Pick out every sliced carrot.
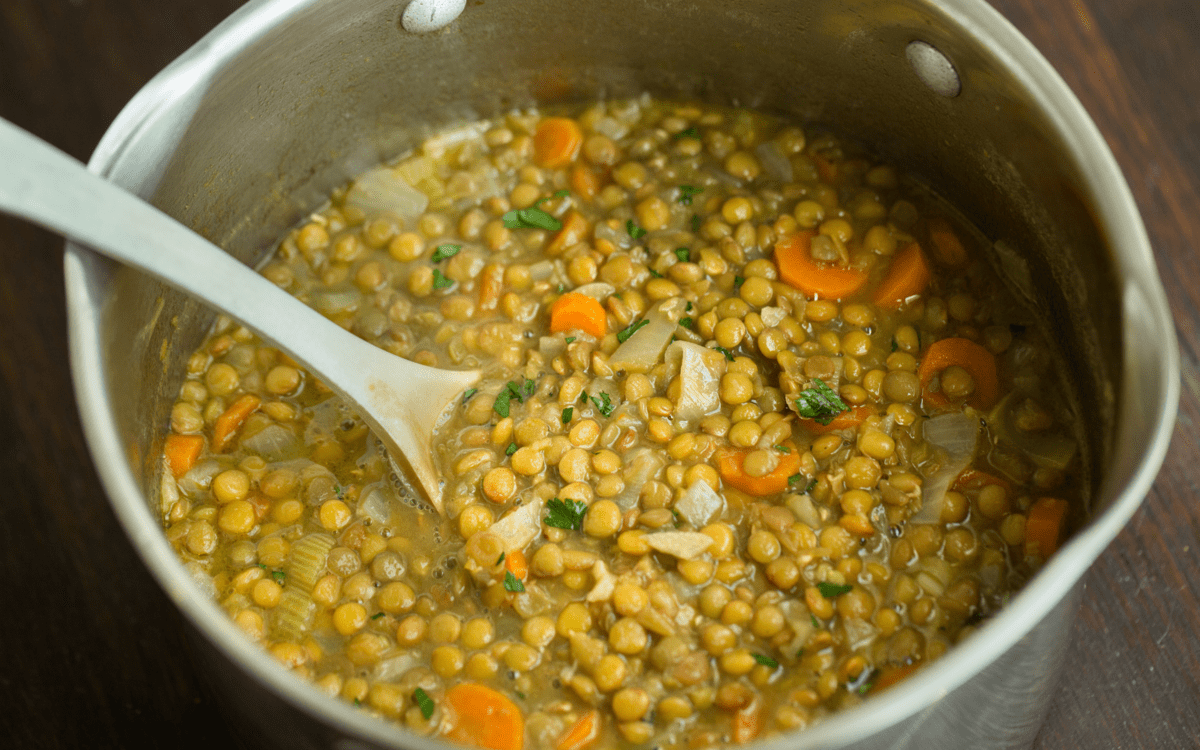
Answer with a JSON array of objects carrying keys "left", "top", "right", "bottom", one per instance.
[
  {"left": 1025, "top": 497, "right": 1070, "bottom": 558},
  {"left": 212, "top": 394, "right": 261, "bottom": 452},
  {"left": 811, "top": 154, "right": 838, "bottom": 184},
  {"left": 717, "top": 440, "right": 801, "bottom": 497},
  {"left": 731, "top": 698, "right": 764, "bottom": 744},
  {"left": 164, "top": 434, "right": 204, "bottom": 478},
  {"left": 774, "top": 231, "right": 868, "bottom": 300},
  {"left": 443, "top": 683, "right": 524, "bottom": 750},
  {"left": 917, "top": 337, "right": 1000, "bottom": 411},
  {"left": 927, "top": 217, "right": 968, "bottom": 267},
  {"left": 870, "top": 662, "right": 922, "bottom": 693},
  {"left": 800, "top": 405, "right": 873, "bottom": 435},
  {"left": 546, "top": 210, "right": 589, "bottom": 257},
  {"left": 555, "top": 710, "right": 600, "bottom": 750},
  {"left": 549, "top": 292, "right": 607, "bottom": 339},
  {"left": 873, "top": 242, "right": 931, "bottom": 308},
  {"left": 504, "top": 549, "right": 529, "bottom": 581},
  {"left": 533, "top": 117, "right": 583, "bottom": 169},
  {"left": 569, "top": 163, "right": 603, "bottom": 202},
  {"left": 953, "top": 468, "right": 1013, "bottom": 495}
]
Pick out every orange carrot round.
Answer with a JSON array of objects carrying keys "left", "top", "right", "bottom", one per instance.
[
  {"left": 799, "top": 405, "right": 873, "bottom": 435},
  {"left": 443, "top": 683, "right": 524, "bottom": 750},
  {"left": 556, "top": 710, "right": 600, "bottom": 750},
  {"left": 717, "top": 440, "right": 801, "bottom": 497},
  {"left": 731, "top": 698, "right": 764, "bottom": 744},
  {"left": 927, "top": 217, "right": 968, "bottom": 267},
  {"left": 870, "top": 662, "right": 922, "bottom": 693},
  {"left": 873, "top": 242, "right": 931, "bottom": 308},
  {"left": 569, "top": 163, "right": 603, "bottom": 202},
  {"left": 546, "top": 210, "right": 589, "bottom": 257},
  {"left": 164, "top": 434, "right": 204, "bottom": 478},
  {"left": 917, "top": 337, "right": 1000, "bottom": 410},
  {"left": 533, "top": 117, "right": 583, "bottom": 168},
  {"left": 504, "top": 549, "right": 529, "bottom": 581},
  {"left": 1025, "top": 497, "right": 1069, "bottom": 558},
  {"left": 774, "top": 231, "right": 868, "bottom": 300},
  {"left": 953, "top": 468, "right": 1013, "bottom": 495},
  {"left": 549, "top": 292, "right": 607, "bottom": 339}
]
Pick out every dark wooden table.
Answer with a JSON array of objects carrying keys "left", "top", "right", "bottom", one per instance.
[{"left": 2, "top": 1, "right": 1197, "bottom": 747}]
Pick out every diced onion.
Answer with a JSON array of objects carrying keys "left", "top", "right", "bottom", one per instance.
[
  {"left": 344, "top": 164, "right": 429, "bottom": 222},
  {"left": 239, "top": 424, "right": 301, "bottom": 461},
  {"left": 613, "top": 448, "right": 666, "bottom": 510},
  {"left": 755, "top": 140, "right": 794, "bottom": 183},
  {"left": 609, "top": 299, "right": 690, "bottom": 374},
  {"left": 911, "top": 412, "right": 980, "bottom": 523},
  {"left": 665, "top": 341, "right": 726, "bottom": 429},
  {"left": 675, "top": 479, "right": 725, "bottom": 528}
]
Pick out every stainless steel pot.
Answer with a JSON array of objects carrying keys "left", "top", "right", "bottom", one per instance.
[{"left": 65, "top": 1, "right": 1178, "bottom": 748}]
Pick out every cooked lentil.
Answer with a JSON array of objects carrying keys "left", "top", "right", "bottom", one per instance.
[{"left": 160, "top": 96, "right": 1083, "bottom": 749}]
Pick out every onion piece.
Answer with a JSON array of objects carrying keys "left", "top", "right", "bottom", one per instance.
[
  {"left": 571, "top": 282, "right": 616, "bottom": 300},
  {"left": 487, "top": 499, "right": 544, "bottom": 554},
  {"left": 912, "top": 412, "right": 980, "bottom": 523},
  {"left": 613, "top": 448, "right": 666, "bottom": 510},
  {"left": 343, "top": 164, "right": 429, "bottom": 222},
  {"left": 665, "top": 341, "right": 727, "bottom": 429},
  {"left": 675, "top": 479, "right": 725, "bottom": 528},
  {"left": 239, "top": 423, "right": 301, "bottom": 461},
  {"left": 357, "top": 484, "right": 396, "bottom": 526},
  {"left": 608, "top": 300, "right": 686, "bottom": 373},
  {"left": 755, "top": 140, "right": 794, "bottom": 183},
  {"left": 177, "top": 459, "right": 225, "bottom": 498}
]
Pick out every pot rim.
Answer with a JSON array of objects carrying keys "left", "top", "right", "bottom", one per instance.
[{"left": 64, "top": 0, "right": 1179, "bottom": 747}]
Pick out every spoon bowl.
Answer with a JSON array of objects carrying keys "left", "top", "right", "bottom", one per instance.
[{"left": 0, "top": 117, "right": 478, "bottom": 511}]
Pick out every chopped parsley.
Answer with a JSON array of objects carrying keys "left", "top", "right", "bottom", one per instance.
[
  {"left": 505, "top": 442, "right": 517, "bottom": 456},
  {"left": 649, "top": 269, "right": 663, "bottom": 278},
  {"left": 495, "top": 378, "right": 536, "bottom": 418},
  {"left": 579, "top": 390, "right": 588, "bottom": 404},
  {"left": 679, "top": 317, "right": 693, "bottom": 329},
  {"left": 557, "top": 283, "right": 566, "bottom": 293},
  {"left": 675, "top": 126, "right": 699, "bottom": 139},
  {"left": 431, "top": 243, "right": 461, "bottom": 262},
  {"left": 714, "top": 346, "right": 735, "bottom": 361},
  {"left": 502, "top": 206, "right": 562, "bottom": 231},
  {"left": 590, "top": 391, "right": 615, "bottom": 417},
  {"left": 617, "top": 319, "right": 649, "bottom": 343},
  {"left": 672, "top": 509, "right": 682, "bottom": 528},
  {"left": 787, "top": 473, "right": 803, "bottom": 485},
  {"left": 493, "top": 390, "right": 513, "bottom": 418},
  {"left": 370, "top": 612, "right": 385, "bottom": 620},
  {"left": 431, "top": 268, "right": 454, "bottom": 290},
  {"left": 794, "top": 378, "right": 848, "bottom": 425},
  {"left": 626, "top": 219, "right": 647, "bottom": 239},
  {"left": 817, "top": 581, "right": 853, "bottom": 598},
  {"left": 678, "top": 185, "right": 704, "bottom": 205},
  {"left": 503, "top": 570, "right": 525, "bottom": 592},
  {"left": 544, "top": 498, "right": 589, "bottom": 531},
  {"left": 674, "top": 247, "right": 690, "bottom": 262},
  {"left": 810, "top": 613, "right": 821, "bottom": 629},
  {"left": 690, "top": 213, "right": 701, "bottom": 232},
  {"left": 806, "top": 477, "right": 818, "bottom": 494},
  {"left": 270, "top": 570, "right": 286, "bottom": 584},
  {"left": 462, "top": 388, "right": 478, "bottom": 403},
  {"left": 413, "top": 687, "right": 435, "bottom": 719},
  {"left": 561, "top": 407, "right": 574, "bottom": 425},
  {"left": 515, "top": 691, "right": 527, "bottom": 700},
  {"left": 753, "top": 654, "right": 779, "bottom": 669},
  {"left": 774, "top": 444, "right": 791, "bottom": 454},
  {"left": 848, "top": 667, "right": 877, "bottom": 696},
  {"left": 496, "top": 551, "right": 506, "bottom": 565},
  {"left": 353, "top": 698, "right": 361, "bottom": 707},
  {"left": 565, "top": 336, "right": 576, "bottom": 344},
  {"left": 734, "top": 276, "right": 746, "bottom": 289},
  {"left": 891, "top": 337, "right": 899, "bottom": 352}
]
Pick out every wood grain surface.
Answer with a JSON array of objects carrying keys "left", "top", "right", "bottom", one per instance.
[{"left": 1, "top": 1, "right": 1197, "bottom": 747}]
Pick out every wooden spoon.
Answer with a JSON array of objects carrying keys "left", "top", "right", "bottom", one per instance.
[{"left": 0, "top": 118, "right": 479, "bottom": 512}]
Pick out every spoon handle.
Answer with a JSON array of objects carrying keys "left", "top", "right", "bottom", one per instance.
[{"left": 0, "top": 117, "right": 477, "bottom": 507}]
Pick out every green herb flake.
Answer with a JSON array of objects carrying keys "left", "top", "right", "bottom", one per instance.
[
  {"left": 794, "top": 378, "right": 849, "bottom": 425},
  {"left": 617, "top": 319, "right": 650, "bottom": 343},
  {"left": 753, "top": 654, "right": 779, "bottom": 669},
  {"left": 553, "top": 188, "right": 571, "bottom": 198},
  {"left": 545, "top": 498, "right": 589, "bottom": 531},
  {"left": 579, "top": 390, "right": 589, "bottom": 404},
  {"left": 413, "top": 687, "right": 435, "bottom": 720},
  {"left": 431, "top": 243, "right": 461, "bottom": 262},
  {"left": 502, "top": 207, "right": 563, "bottom": 231},
  {"left": 506, "top": 442, "right": 518, "bottom": 457},
  {"left": 649, "top": 269, "right": 663, "bottom": 278},
  {"left": 462, "top": 388, "right": 478, "bottom": 403},
  {"left": 679, "top": 317, "right": 693, "bottom": 329},
  {"left": 805, "top": 477, "right": 818, "bottom": 494},
  {"left": 516, "top": 691, "right": 527, "bottom": 700},
  {"left": 714, "top": 346, "right": 735, "bottom": 362},
  {"left": 565, "top": 336, "right": 576, "bottom": 344},
  {"left": 590, "top": 391, "right": 616, "bottom": 417},
  {"left": 557, "top": 283, "right": 566, "bottom": 294},
  {"left": 674, "top": 247, "right": 691, "bottom": 263},
  {"left": 432, "top": 268, "right": 454, "bottom": 290},
  {"left": 522, "top": 378, "right": 536, "bottom": 399},
  {"left": 493, "top": 389, "right": 512, "bottom": 418},
  {"left": 891, "top": 337, "right": 899, "bottom": 352},
  {"left": 675, "top": 126, "right": 700, "bottom": 139},
  {"left": 672, "top": 509, "right": 682, "bottom": 528},
  {"left": 691, "top": 214, "right": 701, "bottom": 232},
  {"left": 496, "top": 551, "right": 506, "bottom": 565},
  {"left": 787, "top": 473, "right": 803, "bottom": 485},
  {"left": 371, "top": 612, "right": 385, "bottom": 620},
  {"left": 858, "top": 682, "right": 874, "bottom": 695},
  {"left": 353, "top": 698, "right": 361, "bottom": 707},
  {"left": 810, "top": 613, "right": 821, "bottom": 629},
  {"left": 503, "top": 570, "right": 525, "bottom": 592},
  {"left": 817, "top": 581, "right": 853, "bottom": 599},
  {"left": 733, "top": 275, "right": 745, "bottom": 288},
  {"left": 774, "top": 444, "right": 791, "bottom": 454},
  {"left": 626, "top": 219, "right": 647, "bottom": 239},
  {"left": 334, "top": 484, "right": 345, "bottom": 500},
  {"left": 678, "top": 185, "right": 704, "bottom": 205},
  {"left": 561, "top": 407, "right": 574, "bottom": 425},
  {"left": 271, "top": 570, "right": 286, "bottom": 584}
]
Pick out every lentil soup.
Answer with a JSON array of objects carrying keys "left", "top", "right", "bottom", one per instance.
[{"left": 159, "top": 97, "right": 1083, "bottom": 749}]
